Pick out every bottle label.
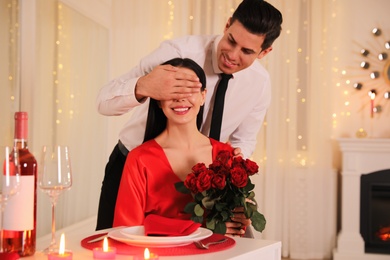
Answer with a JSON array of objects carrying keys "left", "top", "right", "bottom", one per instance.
[{"left": 3, "top": 175, "right": 34, "bottom": 230}]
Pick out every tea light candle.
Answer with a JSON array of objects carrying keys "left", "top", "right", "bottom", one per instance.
[
  {"left": 136, "top": 248, "right": 159, "bottom": 260},
  {"left": 93, "top": 237, "right": 116, "bottom": 259},
  {"left": 133, "top": 248, "right": 159, "bottom": 260},
  {"left": 48, "top": 233, "right": 73, "bottom": 260}
]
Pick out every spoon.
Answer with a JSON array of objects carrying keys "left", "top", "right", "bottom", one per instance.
[{"left": 194, "top": 238, "right": 228, "bottom": 249}]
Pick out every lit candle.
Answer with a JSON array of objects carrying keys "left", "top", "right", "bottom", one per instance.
[
  {"left": 143, "top": 248, "right": 159, "bottom": 260},
  {"left": 134, "top": 248, "right": 159, "bottom": 260},
  {"left": 369, "top": 90, "right": 376, "bottom": 118},
  {"left": 48, "top": 233, "right": 73, "bottom": 260},
  {"left": 92, "top": 237, "right": 116, "bottom": 259}
]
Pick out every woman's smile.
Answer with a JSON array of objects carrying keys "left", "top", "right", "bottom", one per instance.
[{"left": 172, "top": 106, "right": 191, "bottom": 114}]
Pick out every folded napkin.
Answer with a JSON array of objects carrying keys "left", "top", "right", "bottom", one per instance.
[
  {"left": 144, "top": 214, "right": 201, "bottom": 236},
  {"left": 0, "top": 252, "right": 19, "bottom": 260}
]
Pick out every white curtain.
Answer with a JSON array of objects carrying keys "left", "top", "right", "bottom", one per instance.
[
  {"left": 257, "top": 1, "right": 338, "bottom": 258},
  {"left": 5, "top": 0, "right": 390, "bottom": 258},
  {"left": 0, "top": 0, "right": 20, "bottom": 144},
  {"left": 33, "top": 0, "right": 109, "bottom": 236}
]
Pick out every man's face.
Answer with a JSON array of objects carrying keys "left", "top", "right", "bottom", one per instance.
[{"left": 217, "top": 19, "right": 272, "bottom": 74}]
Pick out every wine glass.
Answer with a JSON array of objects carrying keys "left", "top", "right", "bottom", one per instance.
[
  {"left": 38, "top": 145, "right": 72, "bottom": 253},
  {"left": 0, "top": 146, "right": 21, "bottom": 253}
]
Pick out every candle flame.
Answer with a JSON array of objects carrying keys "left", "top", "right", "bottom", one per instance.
[
  {"left": 103, "top": 237, "right": 109, "bottom": 252},
  {"left": 144, "top": 248, "right": 150, "bottom": 259},
  {"left": 59, "top": 233, "right": 65, "bottom": 255},
  {"left": 368, "top": 90, "right": 376, "bottom": 100}
]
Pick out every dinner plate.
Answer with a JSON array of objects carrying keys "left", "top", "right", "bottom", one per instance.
[
  {"left": 119, "top": 226, "right": 201, "bottom": 241},
  {"left": 108, "top": 227, "right": 212, "bottom": 248}
]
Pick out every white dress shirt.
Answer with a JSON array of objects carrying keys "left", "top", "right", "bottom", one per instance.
[{"left": 96, "top": 35, "right": 271, "bottom": 158}]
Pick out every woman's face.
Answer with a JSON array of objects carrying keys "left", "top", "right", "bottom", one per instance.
[{"left": 159, "top": 68, "right": 206, "bottom": 126}]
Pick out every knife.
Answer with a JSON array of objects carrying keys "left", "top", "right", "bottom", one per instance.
[
  {"left": 86, "top": 226, "right": 125, "bottom": 243},
  {"left": 87, "top": 234, "right": 108, "bottom": 243}
]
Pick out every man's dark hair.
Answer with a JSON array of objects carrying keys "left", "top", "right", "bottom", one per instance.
[
  {"left": 143, "top": 58, "right": 207, "bottom": 143},
  {"left": 231, "top": 0, "right": 283, "bottom": 50}
]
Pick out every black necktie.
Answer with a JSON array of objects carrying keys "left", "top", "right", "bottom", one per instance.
[{"left": 209, "top": 73, "right": 232, "bottom": 141}]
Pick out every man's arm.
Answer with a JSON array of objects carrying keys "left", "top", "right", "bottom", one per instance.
[{"left": 96, "top": 40, "right": 201, "bottom": 116}]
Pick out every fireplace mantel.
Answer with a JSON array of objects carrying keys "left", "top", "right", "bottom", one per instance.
[{"left": 333, "top": 138, "right": 390, "bottom": 260}]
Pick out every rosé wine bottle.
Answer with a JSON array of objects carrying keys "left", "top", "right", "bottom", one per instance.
[{"left": 3, "top": 112, "right": 37, "bottom": 256}]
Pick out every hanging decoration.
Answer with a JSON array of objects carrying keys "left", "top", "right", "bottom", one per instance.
[{"left": 352, "top": 28, "right": 390, "bottom": 118}]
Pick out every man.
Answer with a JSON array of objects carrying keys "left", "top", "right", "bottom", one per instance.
[{"left": 96, "top": 0, "right": 282, "bottom": 230}]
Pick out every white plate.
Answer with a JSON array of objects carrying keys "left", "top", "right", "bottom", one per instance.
[
  {"left": 108, "top": 227, "right": 212, "bottom": 248},
  {"left": 119, "top": 226, "right": 201, "bottom": 241}
]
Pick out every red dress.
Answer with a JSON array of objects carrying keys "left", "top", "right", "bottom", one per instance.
[{"left": 113, "top": 138, "right": 233, "bottom": 227}]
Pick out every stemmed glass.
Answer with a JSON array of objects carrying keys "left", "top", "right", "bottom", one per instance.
[
  {"left": 38, "top": 145, "right": 72, "bottom": 253},
  {"left": 0, "top": 146, "right": 21, "bottom": 253}
]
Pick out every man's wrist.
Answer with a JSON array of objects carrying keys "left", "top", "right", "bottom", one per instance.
[{"left": 134, "top": 77, "right": 147, "bottom": 102}]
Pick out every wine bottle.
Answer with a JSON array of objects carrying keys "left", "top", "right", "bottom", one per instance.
[{"left": 3, "top": 112, "right": 37, "bottom": 256}]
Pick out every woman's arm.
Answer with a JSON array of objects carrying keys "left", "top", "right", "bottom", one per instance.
[{"left": 113, "top": 154, "right": 147, "bottom": 227}]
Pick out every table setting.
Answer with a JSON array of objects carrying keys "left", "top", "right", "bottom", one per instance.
[
  {"left": 81, "top": 215, "right": 236, "bottom": 258},
  {"left": 14, "top": 146, "right": 280, "bottom": 260},
  {"left": 24, "top": 216, "right": 281, "bottom": 260}
]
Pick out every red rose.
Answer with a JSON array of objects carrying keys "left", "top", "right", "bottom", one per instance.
[
  {"left": 232, "top": 156, "right": 244, "bottom": 166},
  {"left": 209, "top": 160, "right": 222, "bottom": 171},
  {"left": 244, "top": 159, "right": 259, "bottom": 175},
  {"left": 212, "top": 173, "right": 226, "bottom": 190},
  {"left": 192, "top": 163, "right": 207, "bottom": 176},
  {"left": 196, "top": 169, "right": 214, "bottom": 192},
  {"left": 216, "top": 150, "right": 232, "bottom": 165},
  {"left": 216, "top": 166, "right": 230, "bottom": 178},
  {"left": 210, "top": 160, "right": 231, "bottom": 177},
  {"left": 230, "top": 166, "right": 248, "bottom": 188},
  {"left": 184, "top": 173, "right": 198, "bottom": 193}
]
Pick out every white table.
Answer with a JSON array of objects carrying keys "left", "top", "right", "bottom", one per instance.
[{"left": 26, "top": 217, "right": 281, "bottom": 260}]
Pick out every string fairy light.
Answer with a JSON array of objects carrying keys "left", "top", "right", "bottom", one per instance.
[
  {"left": 53, "top": 3, "right": 61, "bottom": 130},
  {"left": 7, "top": 0, "right": 19, "bottom": 106}
]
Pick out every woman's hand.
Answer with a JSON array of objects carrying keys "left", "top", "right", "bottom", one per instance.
[{"left": 225, "top": 207, "right": 251, "bottom": 236}]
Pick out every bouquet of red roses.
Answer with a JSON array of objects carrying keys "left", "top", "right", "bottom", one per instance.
[{"left": 175, "top": 150, "right": 266, "bottom": 234}]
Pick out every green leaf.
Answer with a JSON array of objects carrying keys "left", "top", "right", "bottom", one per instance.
[
  {"left": 233, "top": 196, "right": 242, "bottom": 206},
  {"left": 192, "top": 215, "right": 203, "bottom": 224},
  {"left": 221, "top": 211, "right": 230, "bottom": 221},
  {"left": 244, "top": 178, "right": 255, "bottom": 192},
  {"left": 215, "top": 202, "right": 227, "bottom": 211},
  {"left": 206, "top": 218, "right": 216, "bottom": 230},
  {"left": 247, "top": 191, "right": 255, "bottom": 200},
  {"left": 175, "top": 181, "right": 191, "bottom": 194},
  {"left": 251, "top": 211, "right": 266, "bottom": 232},
  {"left": 202, "top": 197, "right": 216, "bottom": 210},
  {"left": 194, "top": 193, "right": 204, "bottom": 202},
  {"left": 245, "top": 205, "right": 254, "bottom": 218},
  {"left": 214, "top": 221, "right": 227, "bottom": 234},
  {"left": 184, "top": 202, "right": 197, "bottom": 214},
  {"left": 194, "top": 204, "right": 205, "bottom": 217}
]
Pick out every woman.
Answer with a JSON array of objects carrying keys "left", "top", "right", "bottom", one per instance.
[{"left": 113, "top": 58, "right": 249, "bottom": 236}]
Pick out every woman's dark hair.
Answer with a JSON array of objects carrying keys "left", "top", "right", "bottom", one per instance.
[
  {"left": 143, "top": 58, "right": 206, "bottom": 143},
  {"left": 231, "top": 0, "right": 283, "bottom": 50}
]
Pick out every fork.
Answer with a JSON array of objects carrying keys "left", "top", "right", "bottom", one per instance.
[{"left": 194, "top": 238, "right": 228, "bottom": 249}]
